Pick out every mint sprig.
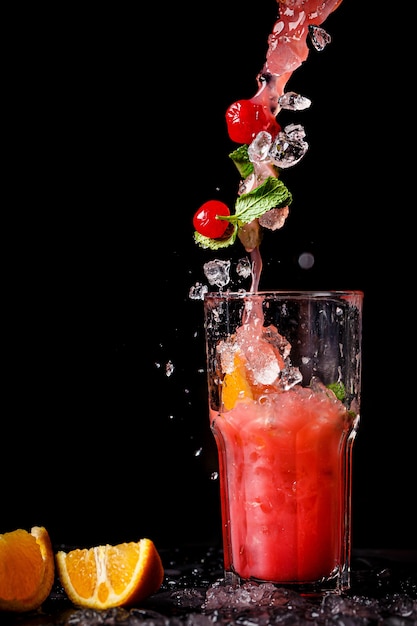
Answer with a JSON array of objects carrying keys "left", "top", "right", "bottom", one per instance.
[
  {"left": 233, "top": 177, "right": 292, "bottom": 224},
  {"left": 194, "top": 176, "right": 292, "bottom": 250}
]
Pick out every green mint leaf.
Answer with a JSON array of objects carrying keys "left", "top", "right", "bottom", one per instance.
[
  {"left": 327, "top": 381, "right": 346, "bottom": 401},
  {"left": 229, "top": 145, "right": 254, "bottom": 179},
  {"left": 194, "top": 225, "right": 238, "bottom": 250},
  {"left": 233, "top": 177, "right": 292, "bottom": 225}
]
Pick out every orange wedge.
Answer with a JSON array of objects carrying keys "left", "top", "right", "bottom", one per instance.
[
  {"left": 222, "top": 352, "right": 254, "bottom": 410},
  {"left": 55, "top": 538, "right": 164, "bottom": 609},
  {"left": 0, "top": 526, "right": 55, "bottom": 613}
]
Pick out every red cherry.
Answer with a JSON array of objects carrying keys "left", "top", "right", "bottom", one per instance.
[
  {"left": 193, "top": 200, "right": 231, "bottom": 238},
  {"left": 225, "top": 99, "right": 281, "bottom": 144}
]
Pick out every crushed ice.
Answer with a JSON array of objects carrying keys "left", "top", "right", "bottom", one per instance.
[
  {"left": 247, "top": 125, "right": 309, "bottom": 170},
  {"left": 236, "top": 257, "right": 252, "bottom": 278},
  {"left": 259, "top": 206, "right": 289, "bottom": 230},
  {"left": 217, "top": 320, "right": 303, "bottom": 391},
  {"left": 308, "top": 24, "right": 332, "bottom": 51},
  {"left": 200, "top": 581, "right": 417, "bottom": 624},
  {"left": 189, "top": 282, "right": 209, "bottom": 300},
  {"left": 203, "top": 260, "right": 231, "bottom": 288},
  {"left": 278, "top": 91, "right": 311, "bottom": 111},
  {"left": 189, "top": 258, "right": 253, "bottom": 298},
  {"left": 269, "top": 123, "right": 309, "bottom": 168},
  {"left": 203, "top": 581, "right": 305, "bottom": 611}
]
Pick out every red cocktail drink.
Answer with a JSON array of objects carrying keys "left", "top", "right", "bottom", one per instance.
[{"left": 204, "top": 292, "right": 362, "bottom": 594}]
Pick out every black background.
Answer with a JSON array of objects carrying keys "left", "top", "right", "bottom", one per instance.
[{"left": 3, "top": 1, "right": 414, "bottom": 553}]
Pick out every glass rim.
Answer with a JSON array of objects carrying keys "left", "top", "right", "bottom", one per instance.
[{"left": 204, "top": 289, "right": 364, "bottom": 299}]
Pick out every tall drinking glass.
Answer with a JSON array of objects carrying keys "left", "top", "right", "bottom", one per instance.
[{"left": 204, "top": 290, "right": 363, "bottom": 595}]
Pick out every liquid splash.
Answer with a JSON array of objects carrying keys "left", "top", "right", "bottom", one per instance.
[{"left": 245, "top": 0, "right": 343, "bottom": 290}]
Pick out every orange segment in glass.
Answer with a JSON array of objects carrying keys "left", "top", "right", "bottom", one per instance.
[{"left": 222, "top": 353, "right": 253, "bottom": 410}]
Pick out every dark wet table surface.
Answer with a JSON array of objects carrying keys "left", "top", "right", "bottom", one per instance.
[{"left": 1, "top": 546, "right": 416, "bottom": 625}]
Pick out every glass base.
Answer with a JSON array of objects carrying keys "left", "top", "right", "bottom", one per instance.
[{"left": 223, "top": 567, "right": 351, "bottom": 596}]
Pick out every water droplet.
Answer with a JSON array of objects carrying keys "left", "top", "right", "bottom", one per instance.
[{"left": 298, "top": 251, "right": 315, "bottom": 269}]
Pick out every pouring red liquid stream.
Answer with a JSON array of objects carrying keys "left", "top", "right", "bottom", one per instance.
[
  {"left": 243, "top": 0, "right": 344, "bottom": 292},
  {"left": 194, "top": 0, "right": 344, "bottom": 292}
]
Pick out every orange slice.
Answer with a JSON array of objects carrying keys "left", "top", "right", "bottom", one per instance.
[
  {"left": 55, "top": 537, "right": 164, "bottom": 609},
  {"left": 222, "top": 353, "right": 253, "bottom": 410},
  {"left": 0, "top": 526, "right": 55, "bottom": 613}
]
